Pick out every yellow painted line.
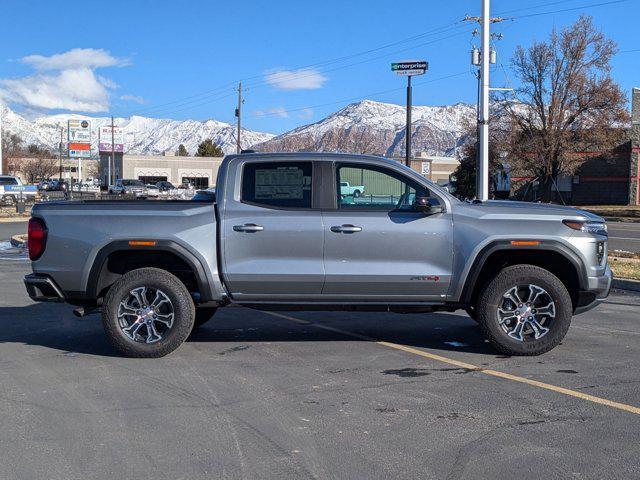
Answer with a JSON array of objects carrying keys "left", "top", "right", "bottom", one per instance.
[{"left": 265, "top": 311, "right": 640, "bottom": 416}]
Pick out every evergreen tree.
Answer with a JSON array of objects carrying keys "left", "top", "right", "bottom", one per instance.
[
  {"left": 195, "top": 139, "right": 224, "bottom": 157},
  {"left": 175, "top": 144, "right": 189, "bottom": 156}
]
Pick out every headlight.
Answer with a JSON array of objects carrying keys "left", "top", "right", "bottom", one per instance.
[{"left": 563, "top": 220, "right": 607, "bottom": 236}]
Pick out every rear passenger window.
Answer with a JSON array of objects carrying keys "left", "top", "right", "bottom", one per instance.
[{"left": 242, "top": 161, "right": 313, "bottom": 209}]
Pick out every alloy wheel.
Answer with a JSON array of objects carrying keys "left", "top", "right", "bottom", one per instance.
[
  {"left": 117, "top": 286, "right": 174, "bottom": 344},
  {"left": 496, "top": 284, "right": 556, "bottom": 342}
]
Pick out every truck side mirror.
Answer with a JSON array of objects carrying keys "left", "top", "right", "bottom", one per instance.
[{"left": 413, "top": 196, "right": 444, "bottom": 214}]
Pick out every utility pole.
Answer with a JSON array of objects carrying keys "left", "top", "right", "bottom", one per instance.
[
  {"left": 58, "top": 127, "right": 63, "bottom": 180},
  {"left": 110, "top": 116, "right": 115, "bottom": 185},
  {"left": 235, "top": 81, "right": 242, "bottom": 153},
  {"left": 405, "top": 75, "right": 412, "bottom": 167},
  {"left": 0, "top": 106, "right": 3, "bottom": 175},
  {"left": 465, "top": 2, "right": 504, "bottom": 201},
  {"left": 478, "top": 0, "right": 490, "bottom": 201}
]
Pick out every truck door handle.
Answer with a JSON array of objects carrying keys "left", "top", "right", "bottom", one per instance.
[
  {"left": 330, "top": 224, "right": 362, "bottom": 233},
  {"left": 233, "top": 224, "right": 264, "bottom": 232}
]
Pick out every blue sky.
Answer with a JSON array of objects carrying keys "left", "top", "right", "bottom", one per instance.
[{"left": 1, "top": 0, "right": 638, "bottom": 134}]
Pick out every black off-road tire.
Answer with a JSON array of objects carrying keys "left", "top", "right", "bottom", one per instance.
[
  {"left": 194, "top": 307, "right": 217, "bottom": 328},
  {"left": 476, "top": 265, "right": 573, "bottom": 356},
  {"left": 102, "top": 267, "right": 195, "bottom": 358},
  {"left": 465, "top": 306, "right": 478, "bottom": 323}
]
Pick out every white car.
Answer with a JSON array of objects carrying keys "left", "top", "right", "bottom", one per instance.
[
  {"left": 109, "top": 179, "right": 148, "bottom": 197},
  {"left": 0, "top": 175, "right": 38, "bottom": 204},
  {"left": 339, "top": 181, "right": 365, "bottom": 197}
]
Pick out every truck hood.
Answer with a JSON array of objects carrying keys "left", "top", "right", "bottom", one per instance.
[{"left": 465, "top": 200, "right": 604, "bottom": 221}]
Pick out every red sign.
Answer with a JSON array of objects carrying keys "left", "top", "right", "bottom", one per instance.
[{"left": 68, "top": 142, "right": 90, "bottom": 150}]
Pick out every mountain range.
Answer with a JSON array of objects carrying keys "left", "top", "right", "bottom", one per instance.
[{"left": 2, "top": 100, "right": 476, "bottom": 157}]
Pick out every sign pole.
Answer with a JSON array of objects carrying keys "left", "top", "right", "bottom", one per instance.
[
  {"left": 405, "top": 75, "right": 412, "bottom": 167},
  {"left": 391, "top": 60, "right": 427, "bottom": 169}
]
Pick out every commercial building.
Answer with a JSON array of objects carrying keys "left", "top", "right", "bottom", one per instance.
[{"left": 99, "top": 152, "right": 223, "bottom": 188}]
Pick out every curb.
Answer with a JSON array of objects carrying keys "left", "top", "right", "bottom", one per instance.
[
  {"left": 0, "top": 216, "right": 29, "bottom": 223},
  {"left": 10, "top": 234, "right": 27, "bottom": 249},
  {"left": 612, "top": 278, "right": 640, "bottom": 293}
]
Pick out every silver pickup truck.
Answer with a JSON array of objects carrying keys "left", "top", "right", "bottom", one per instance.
[{"left": 24, "top": 152, "right": 611, "bottom": 358}]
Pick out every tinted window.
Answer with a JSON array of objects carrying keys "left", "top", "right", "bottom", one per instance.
[
  {"left": 0, "top": 177, "right": 19, "bottom": 186},
  {"left": 337, "top": 165, "right": 435, "bottom": 211},
  {"left": 242, "top": 161, "right": 313, "bottom": 209}
]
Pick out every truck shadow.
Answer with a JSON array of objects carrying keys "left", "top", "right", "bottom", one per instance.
[{"left": 0, "top": 303, "right": 496, "bottom": 357}]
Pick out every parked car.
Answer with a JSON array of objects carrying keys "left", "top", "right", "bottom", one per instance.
[
  {"left": 109, "top": 179, "right": 147, "bottom": 197},
  {"left": 156, "top": 181, "right": 175, "bottom": 192},
  {"left": 24, "top": 152, "right": 611, "bottom": 358},
  {"left": 340, "top": 181, "right": 365, "bottom": 197},
  {"left": 0, "top": 175, "right": 39, "bottom": 204},
  {"left": 39, "top": 179, "right": 69, "bottom": 192},
  {"left": 191, "top": 188, "right": 216, "bottom": 202},
  {"left": 145, "top": 184, "right": 160, "bottom": 197}
]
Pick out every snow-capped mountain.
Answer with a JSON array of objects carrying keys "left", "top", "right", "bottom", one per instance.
[
  {"left": 0, "top": 106, "right": 275, "bottom": 155},
  {"left": 2, "top": 99, "right": 477, "bottom": 158},
  {"left": 253, "top": 100, "right": 476, "bottom": 157}
]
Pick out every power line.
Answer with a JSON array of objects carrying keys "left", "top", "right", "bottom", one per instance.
[
  {"left": 130, "top": 25, "right": 471, "bottom": 119},
  {"left": 513, "top": 0, "right": 628, "bottom": 19},
  {"left": 495, "top": 0, "right": 583, "bottom": 15},
  {"left": 247, "top": 71, "right": 468, "bottom": 119},
  {"left": 126, "top": 18, "right": 467, "bottom": 117}
]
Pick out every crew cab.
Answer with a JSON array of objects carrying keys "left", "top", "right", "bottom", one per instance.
[
  {"left": 339, "top": 181, "right": 365, "bottom": 197},
  {"left": 0, "top": 175, "right": 38, "bottom": 204},
  {"left": 24, "top": 152, "right": 611, "bottom": 358}
]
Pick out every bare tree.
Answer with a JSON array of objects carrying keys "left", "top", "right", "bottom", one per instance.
[
  {"left": 1, "top": 132, "right": 24, "bottom": 175},
  {"left": 20, "top": 157, "right": 58, "bottom": 183},
  {"left": 506, "top": 15, "right": 629, "bottom": 201},
  {"left": 85, "top": 159, "right": 100, "bottom": 179}
]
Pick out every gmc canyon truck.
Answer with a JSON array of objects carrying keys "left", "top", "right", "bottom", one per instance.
[{"left": 24, "top": 152, "right": 611, "bottom": 358}]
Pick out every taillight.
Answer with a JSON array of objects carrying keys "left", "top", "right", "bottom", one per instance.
[{"left": 28, "top": 218, "right": 48, "bottom": 261}]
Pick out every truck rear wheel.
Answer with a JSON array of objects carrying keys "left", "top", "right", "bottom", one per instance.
[
  {"left": 194, "top": 307, "right": 217, "bottom": 328},
  {"left": 102, "top": 267, "right": 195, "bottom": 358},
  {"left": 476, "top": 265, "right": 572, "bottom": 356}
]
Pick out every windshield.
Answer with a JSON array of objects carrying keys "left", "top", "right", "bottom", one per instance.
[
  {"left": 122, "top": 180, "right": 144, "bottom": 187},
  {"left": 0, "top": 177, "right": 19, "bottom": 186}
]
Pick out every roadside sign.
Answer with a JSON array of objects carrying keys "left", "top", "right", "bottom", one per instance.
[
  {"left": 391, "top": 61, "right": 428, "bottom": 76},
  {"left": 4, "top": 185, "right": 38, "bottom": 192},
  {"left": 69, "top": 141, "right": 91, "bottom": 158},
  {"left": 421, "top": 161, "right": 431, "bottom": 176},
  {"left": 69, "top": 148, "right": 92, "bottom": 158},
  {"left": 99, "top": 126, "right": 125, "bottom": 152},
  {"left": 68, "top": 119, "right": 91, "bottom": 143}
]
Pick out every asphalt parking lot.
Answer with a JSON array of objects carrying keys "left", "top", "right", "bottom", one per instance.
[{"left": 1, "top": 248, "right": 639, "bottom": 479}]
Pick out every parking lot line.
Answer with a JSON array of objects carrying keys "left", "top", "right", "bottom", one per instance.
[{"left": 265, "top": 311, "right": 640, "bottom": 416}]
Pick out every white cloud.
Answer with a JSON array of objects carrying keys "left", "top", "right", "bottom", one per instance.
[
  {"left": 0, "top": 48, "right": 128, "bottom": 113},
  {"left": 297, "top": 108, "right": 314, "bottom": 119},
  {"left": 22, "top": 48, "right": 129, "bottom": 71},
  {"left": 120, "top": 94, "right": 145, "bottom": 104},
  {"left": 264, "top": 68, "right": 327, "bottom": 90},
  {"left": 253, "top": 106, "right": 289, "bottom": 118}
]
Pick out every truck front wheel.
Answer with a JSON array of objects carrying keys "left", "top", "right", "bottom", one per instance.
[
  {"left": 476, "top": 265, "right": 572, "bottom": 356},
  {"left": 102, "top": 267, "right": 195, "bottom": 358}
]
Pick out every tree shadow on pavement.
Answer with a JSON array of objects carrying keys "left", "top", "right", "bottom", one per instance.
[{"left": 0, "top": 303, "right": 497, "bottom": 357}]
